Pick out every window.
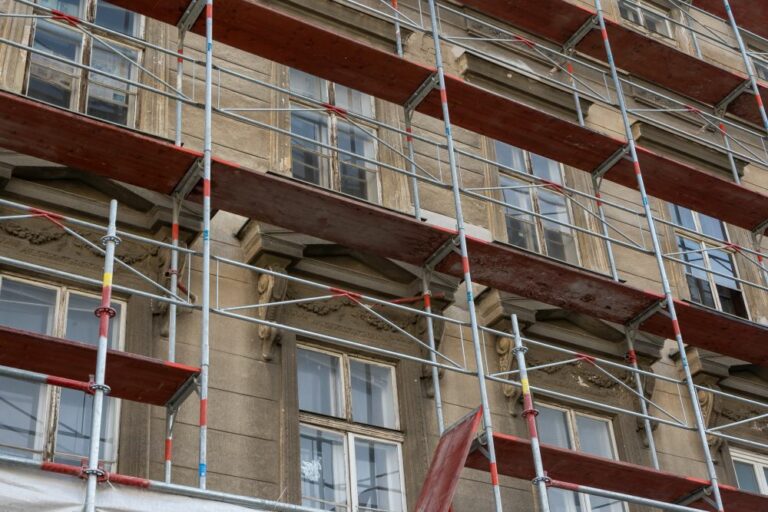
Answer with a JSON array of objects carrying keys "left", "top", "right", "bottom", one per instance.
[
  {"left": 26, "top": 1, "right": 142, "bottom": 126},
  {"left": 731, "top": 449, "right": 768, "bottom": 495},
  {"left": 493, "top": 141, "right": 579, "bottom": 264},
  {"left": 297, "top": 346, "right": 404, "bottom": 511},
  {"left": 537, "top": 404, "right": 625, "bottom": 512},
  {"left": 0, "top": 275, "right": 124, "bottom": 470},
  {"left": 289, "top": 69, "right": 380, "bottom": 202},
  {"left": 618, "top": 0, "right": 673, "bottom": 38},
  {"left": 749, "top": 46, "right": 768, "bottom": 82},
  {"left": 668, "top": 204, "right": 749, "bottom": 319}
]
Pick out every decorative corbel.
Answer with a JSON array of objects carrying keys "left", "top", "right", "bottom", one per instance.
[{"left": 257, "top": 266, "right": 288, "bottom": 361}]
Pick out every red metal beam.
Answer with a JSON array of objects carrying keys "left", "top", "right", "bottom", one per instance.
[
  {"left": 466, "top": 433, "right": 768, "bottom": 510},
  {"left": 0, "top": 326, "right": 199, "bottom": 406},
  {"left": 0, "top": 91, "right": 766, "bottom": 365},
  {"left": 99, "top": 1, "right": 768, "bottom": 232}
]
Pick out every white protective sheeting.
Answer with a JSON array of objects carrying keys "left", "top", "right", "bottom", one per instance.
[{"left": 0, "top": 465, "right": 269, "bottom": 512}]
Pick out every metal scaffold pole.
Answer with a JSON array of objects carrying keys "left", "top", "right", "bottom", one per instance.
[
  {"left": 83, "top": 199, "right": 120, "bottom": 512},
  {"left": 166, "top": 23, "right": 185, "bottom": 482},
  {"left": 722, "top": 0, "right": 768, "bottom": 133},
  {"left": 164, "top": 197, "right": 181, "bottom": 483},
  {"left": 592, "top": 1, "right": 724, "bottom": 510},
  {"left": 510, "top": 314, "right": 550, "bottom": 512},
  {"left": 198, "top": 0, "right": 214, "bottom": 490},
  {"left": 625, "top": 327, "right": 659, "bottom": 470},
  {"left": 425, "top": 1, "right": 503, "bottom": 509}
]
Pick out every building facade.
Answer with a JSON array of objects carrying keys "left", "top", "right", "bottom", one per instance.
[{"left": 0, "top": 0, "right": 766, "bottom": 510}]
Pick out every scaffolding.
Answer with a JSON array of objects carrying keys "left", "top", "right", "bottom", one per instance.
[{"left": 0, "top": 0, "right": 765, "bottom": 511}]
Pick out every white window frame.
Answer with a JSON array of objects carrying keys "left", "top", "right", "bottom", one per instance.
[
  {"left": 731, "top": 448, "right": 768, "bottom": 495},
  {"left": 538, "top": 403, "right": 626, "bottom": 512},
  {"left": 0, "top": 273, "right": 126, "bottom": 470},
  {"left": 297, "top": 344, "right": 405, "bottom": 511},
  {"left": 26, "top": 0, "right": 145, "bottom": 128},
  {"left": 618, "top": 0, "right": 674, "bottom": 39},
  {"left": 288, "top": 70, "right": 382, "bottom": 204},
  {"left": 667, "top": 204, "right": 750, "bottom": 320},
  {"left": 492, "top": 142, "right": 581, "bottom": 265}
]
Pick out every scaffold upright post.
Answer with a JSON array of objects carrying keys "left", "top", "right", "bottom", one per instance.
[
  {"left": 198, "top": 0, "right": 214, "bottom": 490},
  {"left": 510, "top": 314, "right": 550, "bottom": 512},
  {"left": 624, "top": 327, "right": 659, "bottom": 470},
  {"left": 592, "top": 1, "right": 725, "bottom": 510},
  {"left": 175, "top": 28, "right": 185, "bottom": 147},
  {"left": 422, "top": 271, "right": 445, "bottom": 434},
  {"left": 722, "top": 0, "right": 768, "bottom": 133},
  {"left": 425, "top": 1, "right": 503, "bottom": 510},
  {"left": 164, "top": 196, "right": 181, "bottom": 483},
  {"left": 83, "top": 198, "right": 119, "bottom": 512}
]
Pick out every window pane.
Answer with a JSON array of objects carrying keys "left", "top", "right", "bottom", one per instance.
[
  {"left": 291, "top": 110, "right": 329, "bottom": 185},
  {"left": 678, "top": 237, "right": 709, "bottom": 282},
  {"left": 539, "top": 190, "right": 577, "bottom": 264},
  {"left": 95, "top": 1, "right": 138, "bottom": 36},
  {"left": 55, "top": 294, "right": 121, "bottom": 465},
  {"left": 290, "top": 68, "right": 327, "bottom": 102},
  {"left": 0, "top": 279, "right": 56, "bottom": 458},
  {"left": 619, "top": 2, "right": 642, "bottom": 25},
  {"left": 350, "top": 360, "right": 397, "bottom": 429},
  {"left": 708, "top": 248, "right": 738, "bottom": 290},
  {"left": 668, "top": 204, "right": 696, "bottom": 232},
  {"left": 537, "top": 406, "right": 571, "bottom": 448},
  {"left": 38, "top": 0, "right": 83, "bottom": 17},
  {"left": 530, "top": 153, "right": 562, "bottom": 184},
  {"left": 494, "top": 141, "right": 526, "bottom": 173},
  {"left": 300, "top": 426, "right": 348, "bottom": 511},
  {"left": 28, "top": 20, "right": 82, "bottom": 109},
  {"left": 500, "top": 176, "right": 538, "bottom": 253},
  {"left": 337, "top": 121, "right": 376, "bottom": 201},
  {"left": 354, "top": 438, "right": 403, "bottom": 512},
  {"left": 335, "top": 85, "right": 373, "bottom": 117},
  {"left": 643, "top": 9, "right": 670, "bottom": 37},
  {"left": 297, "top": 348, "right": 344, "bottom": 418},
  {"left": 735, "top": 461, "right": 760, "bottom": 493},
  {"left": 576, "top": 416, "right": 623, "bottom": 512},
  {"left": 87, "top": 41, "right": 137, "bottom": 125},
  {"left": 698, "top": 213, "right": 725, "bottom": 240},
  {"left": 575, "top": 415, "right": 614, "bottom": 458}
]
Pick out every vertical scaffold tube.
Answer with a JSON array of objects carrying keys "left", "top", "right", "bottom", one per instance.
[
  {"left": 593, "top": 2, "right": 724, "bottom": 509},
  {"left": 175, "top": 30, "right": 185, "bottom": 147},
  {"left": 423, "top": 273, "right": 445, "bottom": 434},
  {"left": 722, "top": 0, "right": 768, "bottom": 133},
  {"left": 510, "top": 315, "right": 550, "bottom": 512},
  {"left": 83, "top": 199, "right": 119, "bottom": 512},
  {"left": 425, "top": 1, "right": 503, "bottom": 509},
  {"left": 625, "top": 329, "right": 659, "bottom": 470},
  {"left": 198, "top": 0, "right": 214, "bottom": 490},
  {"left": 165, "top": 197, "right": 181, "bottom": 483}
]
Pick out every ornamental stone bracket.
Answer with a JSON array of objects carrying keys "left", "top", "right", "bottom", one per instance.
[{"left": 257, "top": 265, "right": 289, "bottom": 361}]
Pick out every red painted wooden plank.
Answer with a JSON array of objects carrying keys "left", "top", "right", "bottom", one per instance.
[
  {"left": 0, "top": 90, "right": 766, "bottom": 366},
  {"left": 642, "top": 299, "right": 768, "bottom": 366},
  {"left": 577, "top": 21, "right": 744, "bottom": 106},
  {"left": 101, "top": 0, "right": 768, "bottom": 232},
  {"left": 465, "top": 433, "right": 768, "bottom": 510},
  {"left": 0, "top": 326, "right": 199, "bottom": 406},
  {"left": 414, "top": 408, "right": 483, "bottom": 512},
  {"left": 695, "top": 0, "right": 768, "bottom": 41},
  {"left": 0, "top": 92, "right": 197, "bottom": 194}
]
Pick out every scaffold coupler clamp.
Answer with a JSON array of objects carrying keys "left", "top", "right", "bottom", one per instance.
[
  {"left": 80, "top": 459, "right": 108, "bottom": 482},
  {"left": 101, "top": 233, "right": 121, "bottom": 247}
]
